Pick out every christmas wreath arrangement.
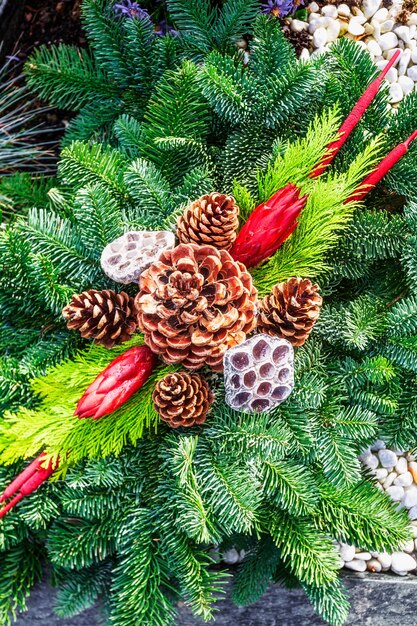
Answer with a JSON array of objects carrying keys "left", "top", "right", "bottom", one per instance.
[{"left": 2, "top": 2, "right": 417, "bottom": 626}]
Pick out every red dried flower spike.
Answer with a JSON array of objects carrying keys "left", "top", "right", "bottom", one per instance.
[
  {"left": 229, "top": 183, "right": 307, "bottom": 268},
  {"left": 75, "top": 345, "right": 157, "bottom": 420},
  {"left": 0, "top": 453, "right": 56, "bottom": 519},
  {"left": 311, "top": 49, "right": 401, "bottom": 178}
]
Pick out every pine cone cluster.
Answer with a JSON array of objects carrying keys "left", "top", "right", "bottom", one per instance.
[
  {"left": 135, "top": 243, "right": 257, "bottom": 371},
  {"left": 177, "top": 193, "right": 239, "bottom": 251},
  {"left": 63, "top": 289, "right": 138, "bottom": 348},
  {"left": 258, "top": 278, "right": 322, "bottom": 347},
  {"left": 153, "top": 372, "right": 213, "bottom": 428}
]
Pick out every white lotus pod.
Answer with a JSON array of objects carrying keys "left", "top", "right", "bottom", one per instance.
[
  {"left": 223, "top": 334, "right": 294, "bottom": 414},
  {"left": 100, "top": 230, "right": 175, "bottom": 284}
]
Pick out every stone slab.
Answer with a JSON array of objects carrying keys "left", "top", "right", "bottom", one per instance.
[{"left": 13, "top": 572, "right": 417, "bottom": 626}]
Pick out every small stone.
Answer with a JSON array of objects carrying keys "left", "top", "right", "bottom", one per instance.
[
  {"left": 291, "top": 19, "right": 309, "bottom": 33},
  {"left": 355, "top": 552, "right": 372, "bottom": 560},
  {"left": 362, "top": 0, "right": 382, "bottom": 20},
  {"left": 409, "top": 13, "right": 417, "bottom": 26},
  {"left": 398, "top": 75, "right": 414, "bottom": 95},
  {"left": 371, "top": 19, "right": 381, "bottom": 39},
  {"left": 348, "top": 18, "right": 365, "bottom": 36},
  {"left": 362, "top": 452, "right": 379, "bottom": 470},
  {"left": 378, "top": 32, "right": 399, "bottom": 51},
  {"left": 364, "top": 23, "right": 375, "bottom": 35},
  {"left": 385, "top": 48, "right": 402, "bottom": 62},
  {"left": 337, "top": 3, "right": 351, "bottom": 18},
  {"left": 409, "top": 505, "right": 417, "bottom": 520},
  {"left": 344, "top": 559, "right": 367, "bottom": 572},
  {"left": 407, "top": 65, "right": 417, "bottom": 83},
  {"left": 300, "top": 48, "right": 310, "bottom": 60},
  {"left": 409, "top": 461, "right": 417, "bottom": 483},
  {"left": 411, "top": 523, "right": 417, "bottom": 538},
  {"left": 394, "top": 471, "right": 413, "bottom": 487},
  {"left": 380, "top": 19, "right": 396, "bottom": 34},
  {"left": 309, "top": 1, "right": 320, "bottom": 12},
  {"left": 402, "top": 539, "right": 415, "bottom": 554},
  {"left": 395, "top": 25, "right": 411, "bottom": 45},
  {"left": 378, "top": 553, "right": 392, "bottom": 569},
  {"left": 367, "top": 559, "right": 382, "bottom": 572},
  {"left": 367, "top": 40, "right": 383, "bottom": 57},
  {"left": 309, "top": 20, "right": 320, "bottom": 34},
  {"left": 391, "top": 552, "right": 417, "bottom": 573},
  {"left": 403, "top": 487, "right": 417, "bottom": 509},
  {"left": 386, "top": 485, "right": 405, "bottom": 501},
  {"left": 398, "top": 50, "right": 412, "bottom": 76},
  {"left": 375, "top": 468, "right": 388, "bottom": 481},
  {"left": 327, "top": 20, "right": 341, "bottom": 42},
  {"left": 373, "top": 7, "right": 389, "bottom": 22},
  {"left": 236, "top": 39, "right": 247, "bottom": 49},
  {"left": 222, "top": 549, "right": 240, "bottom": 565},
  {"left": 340, "top": 543, "right": 356, "bottom": 562},
  {"left": 383, "top": 472, "right": 397, "bottom": 489},
  {"left": 386, "top": 67, "right": 398, "bottom": 83},
  {"left": 322, "top": 5, "right": 338, "bottom": 19},
  {"left": 313, "top": 27, "right": 328, "bottom": 48},
  {"left": 379, "top": 449, "right": 398, "bottom": 468}
]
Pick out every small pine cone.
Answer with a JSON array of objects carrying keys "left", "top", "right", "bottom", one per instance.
[
  {"left": 258, "top": 278, "right": 322, "bottom": 347},
  {"left": 177, "top": 193, "right": 239, "bottom": 251},
  {"left": 63, "top": 289, "right": 138, "bottom": 348},
  {"left": 153, "top": 372, "right": 213, "bottom": 428}
]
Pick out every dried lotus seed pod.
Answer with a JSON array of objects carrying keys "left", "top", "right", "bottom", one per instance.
[
  {"left": 223, "top": 334, "right": 294, "bottom": 414},
  {"left": 100, "top": 230, "right": 175, "bottom": 284}
]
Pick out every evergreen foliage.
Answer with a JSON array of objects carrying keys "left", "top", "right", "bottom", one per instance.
[{"left": 2, "top": 2, "right": 417, "bottom": 626}]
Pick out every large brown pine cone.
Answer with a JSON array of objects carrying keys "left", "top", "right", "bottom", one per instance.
[
  {"left": 135, "top": 243, "right": 257, "bottom": 371},
  {"left": 258, "top": 278, "right": 322, "bottom": 347},
  {"left": 63, "top": 289, "right": 138, "bottom": 348},
  {"left": 176, "top": 193, "right": 239, "bottom": 251},
  {"left": 153, "top": 372, "right": 213, "bottom": 428}
]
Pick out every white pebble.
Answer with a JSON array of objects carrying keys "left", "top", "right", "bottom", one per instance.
[
  {"left": 367, "top": 559, "right": 382, "bottom": 572},
  {"left": 411, "top": 523, "right": 417, "bottom": 538},
  {"left": 409, "top": 13, "right": 417, "bottom": 26},
  {"left": 291, "top": 19, "right": 309, "bottom": 33},
  {"left": 348, "top": 18, "right": 365, "bottom": 36},
  {"left": 362, "top": 0, "right": 382, "bottom": 20},
  {"left": 355, "top": 552, "right": 372, "bottom": 560},
  {"left": 379, "top": 449, "right": 399, "bottom": 468},
  {"left": 300, "top": 48, "right": 310, "bottom": 61},
  {"left": 309, "top": 20, "right": 320, "bottom": 34},
  {"left": 394, "top": 471, "right": 414, "bottom": 487},
  {"left": 378, "top": 553, "right": 392, "bottom": 569},
  {"left": 373, "top": 7, "right": 389, "bottom": 22},
  {"left": 401, "top": 539, "right": 415, "bottom": 554},
  {"left": 409, "top": 505, "right": 417, "bottom": 520},
  {"left": 396, "top": 456, "right": 408, "bottom": 474},
  {"left": 398, "top": 50, "right": 412, "bottom": 76},
  {"left": 375, "top": 468, "right": 388, "bottom": 481},
  {"left": 378, "top": 32, "right": 399, "bottom": 52},
  {"left": 222, "top": 549, "right": 240, "bottom": 564},
  {"left": 327, "top": 20, "right": 341, "bottom": 42},
  {"left": 391, "top": 552, "right": 417, "bottom": 573},
  {"left": 362, "top": 452, "right": 379, "bottom": 470},
  {"left": 398, "top": 76, "right": 414, "bottom": 96},
  {"left": 403, "top": 487, "right": 417, "bottom": 508},
  {"left": 337, "top": 3, "right": 351, "bottom": 18},
  {"left": 371, "top": 19, "right": 381, "bottom": 39},
  {"left": 380, "top": 19, "right": 396, "bottom": 34},
  {"left": 344, "top": 559, "right": 367, "bottom": 572},
  {"left": 340, "top": 544, "right": 356, "bottom": 562},
  {"left": 313, "top": 27, "right": 328, "bottom": 48},
  {"left": 407, "top": 65, "right": 417, "bottom": 82},
  {"left": 364, "top": 23, "right": 375, "bottom": 36},
  {"left": 386, "top": 485, "right": 404, "bottom": 501},
  {"left": 309, "top": 1, "right": 320, "bottom": 12},
  {"left": 322, "top": 5, "right": 338, "bottom": 19},
  {"left": 383, "top": 472, "right": 398, "bottom": 489},
  {"left": 385, "top": 67, "right": 398, "bottom": 83},
  {"left": 395, "top": 26, "right": 411, "bottom": 45},
  {"left": 385, "top": 48, "right": 402, "bottom": 62},
  {"left": 367, "top": 40, "right": 383, "bottom": 57}
]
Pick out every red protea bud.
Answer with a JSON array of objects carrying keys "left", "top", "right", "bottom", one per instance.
[
  {"left": 75, "top": 345, "right": 157, "bottom": 420},
  {"left": 0, "top": 453, "right": 56, "bottom": 519},
  {"left": 229, "top": 183, "right": 307, "bottom": 268}
]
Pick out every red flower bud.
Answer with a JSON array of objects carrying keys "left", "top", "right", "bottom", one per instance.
[
  {"left": 229, "top": 184, "right": 307, "bottom": 268},
  {"left": 0, "top": 453, "right": 56, "bottom": 519},
  {"left": 75, "top": 345, "right": 157, "bottom": 420}
]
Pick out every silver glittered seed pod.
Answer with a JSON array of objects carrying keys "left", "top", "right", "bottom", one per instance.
[
  {"left": 100, "top": 230, "right": 175, "bottom": 284},
  {"left": 223, "top": 334, "right": 294, "bottom": 414}
]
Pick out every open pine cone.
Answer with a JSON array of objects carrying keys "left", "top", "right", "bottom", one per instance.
[
  {"left": 153, "top": 372, "right": 213, "bottom": 428},
  {"left": 258, "top": 278, "right": 322, "bottom": 347},
  {"left": 135, "top": 243, "right": 257, "bottom": 371},
  {"left": 176, "top": 193, "right": 239, "bottom": 250},
  {"left": 62, "top": 289, "right": 138, "bottom": 349}
]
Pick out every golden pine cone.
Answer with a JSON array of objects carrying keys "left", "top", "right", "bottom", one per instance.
[
  {"left": 153, "top": 372, "right": 213, "bottom": 428},
  {"left": 63, "top": 289, "right": 138, "bottom": 348},
  {"left": 176, "top": 193, "right": 239, "bottom": 250},
  {"left": 258, "top": 278, "right": 322, "bottom": 347},
  {"left": 135, "top": 243, "right": 257, "bottom": 371}
]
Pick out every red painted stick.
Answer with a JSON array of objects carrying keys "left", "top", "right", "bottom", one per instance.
[
  {"left": 347, "top": 130, "right": 417, "bottom": 203},
  {"left": 311, "top": 50, "right": 401, "bottom": 178},
  {"left": 0, "top": 454, "right": 55, "bottom": 519},
  {"left": 0, "top": 454, "right": 47, "bottom": 502}
]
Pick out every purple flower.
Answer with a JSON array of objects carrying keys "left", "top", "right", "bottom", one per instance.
[
  {"left": 114, "top": 0, "right": 150, "bottom": 20},
  {"left": 261, "top": 0, "right": 303, "bottom": 18},
  {"left": 155, "top": 19, "right": 178, "bottom": 37}
]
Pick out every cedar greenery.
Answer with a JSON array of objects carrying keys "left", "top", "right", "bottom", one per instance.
[{"left": 1, "top": 2, "right": 417, "bottom": 626}]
